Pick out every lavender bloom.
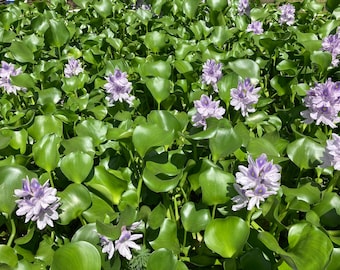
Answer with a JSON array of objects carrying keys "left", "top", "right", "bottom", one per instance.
[
  {"left": 104, "top": 69, "right": 135, "bottom": 106},
  {"left": 279, "top": 4, "right": 295, "bottom": 26},
  {"left": 301, "top": 79, "right": 340, "bottom": 128},
  {"left": 232, "top": 154, "right": 281, "bottom": 211},
  {"left": 99, "top": 222, "right": 143, "bottom": 261},
  {"left": 321, "top": 133, "right": 340, "bottom": 170},
  {"left": 115, "top": 225, "right": 143, "bottom": 260},
  {"left": 0, "top": 61, "right": 24, "bottom": 94},
  {"left": 64, "top": 58, "right": 84, "bottom": 78},
  {"left": 230, "top": 78, "right": 260, "bottom": 117},
  {"left": 246, "top": 21, "right": 264, "bottom": 35},
  {"left": 201, "top": 59, "right": 223, "bottom": 92},
  {"left": 238, "top": 0, "right": 250, "bottom": 16},
  {"left": 192, "top": 94, "right": 225, "bottom": 129},
  {"left": 14, "top": 178, "right": 60, "bottom": 230},
  {"left": 322, "top": 28, "right": 340, "bottom": 67},
  {"left": 100, "top": 236, "right": 115, "bottom": 260}
]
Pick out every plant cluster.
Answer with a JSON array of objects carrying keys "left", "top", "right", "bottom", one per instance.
[{"left": 0, "top": 0, "right": 340, "bottom": 269}]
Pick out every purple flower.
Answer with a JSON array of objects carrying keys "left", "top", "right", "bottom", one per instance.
[
  {"left": 192, "top": 94, "right": 225, "bottom": 129},
  {"left": 202, "top": 59, "right": 223, "bottom": 92},
  {"left": 100, "top": 236, "right": 115, "bottom": 260},
  {"left": 238, "top": 0, "right": 250, "bottom": 16},
  {"left": 322, "top": 28, "right": 340, "bottom": 67},
  {"left": 301, "top": 79, "right": 340, "bottom": 128},
  {"left": 232, "top": 154, "right": 281, "bottom": 211},
  {"left": 64, "top": 58, "right": 84, "bottom": 78},
  {"left": 99, "top": 222, "right": 143, "bottom": 261},
  {"left": 230, "top": 78, "right": 260, "bottom": 117},
  {"left": 14, "top": 178, "right": 60, "bottom": 230},
  {"left": 104, "top": 69, "right": 135, "bottom": 106},
  {"left": 279, "top": 4, "right": 295, "bottom": 26},
  {"left": 0, "top": 61, "right": 24, "bottom": 94},
  {"left": 246, "top": 21, "right": 264, "bottom": 35},
  {"left": 321, "top": 133, "right": 340, "bottom": 170},
  {"left": 115, "top": 225, "right": 143, "bottom": 260}
]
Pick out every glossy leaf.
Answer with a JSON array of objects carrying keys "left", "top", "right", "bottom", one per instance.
[
  {"left": 93, "top": 0, "right": 112, "bottom": 18},
  {"left": 205, "top": 217, "right": 250, "bottom": 258},
  {"left": 150, "top": 219, "right": 181, "bottom": 254},
  {"left": 51, "top": 241, "right": 101, "bottom": 270},
  {"left": 75, "top": 119, "right": 108, "bottom": 146},
  {"left": 32, "top": 134, "right": 61, "bottom": 172},
  {"left": 287, "top": 137, "right": 324, "bottom": 169},
  {"left": 144, "top": 31, "right": 167, "bottom": 53},
  {"left": 147, "top": 249, "right": 177, "bottom": 270},
  {"left": 28, "top": 115, "right": 63, "bottom": 141},
  {"left": 228, "top": 59, "right": 260, "bottom": 81},
  {"left": 0, "top": 245, "right": 18, "bottom": 267},
  {"left": 58, "top": 183, "right": 92, "bottom": 225},
  {"left": 145, "top": 77, "right": 172, "bottom": 104},
  {"left": 199, "top": 167, "right": 235, "bottom": 205},
  {"left": 45, "top": 19, "right": 70, "bottom": 48},
  {"left": 180, "top": 202, "right": 211, "bottom": 232},
  {"left": 9, "top": 41, "right": 35, "bottom": 63},
  {"left": 141, "top": 61, "right": 171, "bottom": 78},
  {"left": 207, "top": 0, "right": 227, "bottom": 11},
  {"left": 60, "top": 152, "right": 93, "bottom": 183}
]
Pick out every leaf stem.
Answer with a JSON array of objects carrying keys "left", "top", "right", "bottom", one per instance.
[{"left": 7, "top": 218, "right": 16, "bottom": 247}]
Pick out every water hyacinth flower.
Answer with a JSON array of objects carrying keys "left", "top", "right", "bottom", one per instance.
[
  {"left": 246, "top": 21, "right": 264, "bottom": 35},
  {"left": 238, "top": 0, "right": 250, "bottom": 16},
  {"left": 201, "top": 59, "right": 223, "bottom": 92},
  {"left": 278, "top": 4, "right": 295, "bottom": 26},
  {"left": 14, "top": 177, "right": 60, "bottom": 230},
  {"left": 321, "top": 133, "right": 340, "bottom": 170},
  {"left": 64, "top": 58, "right": 84, "bottom": 78},
  {"left": 192, "top": 94, "right": 225, "bottom": 129},
  {"left": 100, "top": 222, "right": 143, "bottom": 261},
  {"left": 230, "top": 78, "right": 260, "bottom": 117},
  {"left": 301, "top": 79, "right": 340, "bottom": 128},
  {"left": 0, "top": 61, "right": 24, "bottom": 95},
  {"left": 232, "top": 154, "right": 281, "bottom": 211},
  {"left": 104, "top": 69, "right": 135, "bottom": 106},
  {"left": 322, "top": 27, "right": 340, "bottom": 67}
]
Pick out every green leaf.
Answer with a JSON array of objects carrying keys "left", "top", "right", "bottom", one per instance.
[
  {"left": 60, "top": 152, "right": 93, "bottom": 183},
  {"left": 199, "top": 167, "right": 235, "bottom": 205},
  {"left": 240, "top": 248, "right": 272, "bottom": 270},
  {"left": 180, "top": 202, "right": 211, "bottom": 233},
  {"left": 326, "top": 0, "right": 340, "bottom": 12},
  {"left": 32, "top": 134, "right": 61, "bottom": 172},
  {"left": 9, "top": 41, "right": 35, "bottom": 63},
  {"left": 132, "top": 124, "right": 175, "bottom": 157},
  {"left": 86, "top": 166, "right": 128, "bottom": 205},
  {"left": 247, "top": 137, "right": 280, "bottom": 160},
  {"left": 148, "top": 203, "right": 167, "bottom": 230},
  {"left": 72, "top": 0, "right": 92, "bottom": 9},
  {"left": 207, "top": 0, "right": 227, "bottom": 11},
  {"left": 282, "top": 183, "right": 321, "bottom": 205},
  {"left": 51, "top": 241, "right": 101, "bottom": 270},
  {"left": 142, "top": 161, "right": 182, "bottom": 193},
  {"left": 144, "top": 31, "right": 167, "bottom": 53},
  {"left": 71, "top": 223, "right": 101, "bottom": 246},
  {"left": 58, "top": 184, "right": 92, "bottom": 225},
  {"left": 45, "top": 19, "right": 70, "bottom": 48},
  {"left": 11, "top": 73, "right": 36, "bottom": 89},
  {"left": 145, "top": 77, "right": 172, "bottom": 104},
  {"left": 28, "top": 115, "right": 63, "bottom": 141},
  {"left": 310, "top": 51, "right": 332, "bottom": 73},
  {"left": 61, "top": 136, "right": 95, "bottom": 157},
  {"left": 75, "top": 119, "right": 108, "bottom": 146},
  {"left": 93, "top": 0, "right": 112, "bottom": 18},
  {"left": 174, "top": 60, "right": 193, "bottom": 74},
  {"left": 0, "top": 245, "right": 17, "bottom": 267},
  {"left": 205, "top": 217, "right": 250, "bottom": 258},
  {"left": 183, "top": 0, "right": 200, "bottom": 19},
  {"left": 228, "top": 59, "right": 260, "bottom": 81},
  {"left": 82, "top": 193, "right": 117, "bottom": 223},
  {"left": 141, "top": 61, "right": 171, "bottom": 78},
  {"left": 287, "top": 137, "right": 324, "bottom": 169},
  {"left": 147, "top": 249, "right": 177, "bottom": 270},
  {"left": 150, "top": 219, "right": 181, "bottom": 254}
]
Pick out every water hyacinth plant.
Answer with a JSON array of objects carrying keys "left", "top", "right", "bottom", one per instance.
[{"left": 0, "top": 0, "right": 340, "bottom": 269}]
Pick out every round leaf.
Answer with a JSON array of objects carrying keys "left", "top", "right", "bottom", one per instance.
[
  {"left": 60, "top": 152, "right": 93, "bottom": 183},
  {"left": 145, "top": 77, "right": 172, "bottom": 104},
  {"left": 205, "top": 217, "right": 250, "bottom": 258},
  {"left": 51, "top": 241, "right": 101, "bottom": 270},
  {"left": 228, "top": 59, "right": 260, "bottom": 81},
  {"left": 147, "top": 249, "right": 177, "bottom": 270},
  {"left": 45, "top": 19, "right": 70, "bottom": 48},
  {"left": 150, "top": 219, "right": 180, "bottom": 254},
  {"left": 180, "top": 202, "right": 211, "bottom": 232}
]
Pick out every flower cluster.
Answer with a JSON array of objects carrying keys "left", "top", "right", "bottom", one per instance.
[
  {"left": 238, "top": 0, "right": 250, "bottom": 16},
  {"left": 0, "top": 61, "right": 24, "bottom": 95},
  {"left": 100, "top": 223, "right": 143, "bottom": 260},
  {"left": 321, "top": 133, "right": 340, "bottom": 170},
  {"left": 192, "top": 94, "right": 225, "bottom": 129},
  {"left": 64, "top": 58, "right": 84, "bottom": 78},
  {"left": 278, "top": 4, "right": 295, "bottom": 26},
  {"left": 14, "top": 178, "right": 60, "bottom": 230},
  {"left": 104, "top": 69, "right": 135, "bottom": 106},
  {"left": 247, "top": 21, "right": 264, "bottom": 35},
  {"left": 301, "top": 78, "right": 340, "bottom": 128},
  {"left": 322, "top": 27, "right": 340, "bottom": 67},
  {"left": 201, "top": 59, "right": 223, "bottom": 92},
  {"left": 232, "top": 154, "right": 281, "bottom": 211},
  {"left": 230, "top": 78, "right": 260, "bottom": 117}
]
